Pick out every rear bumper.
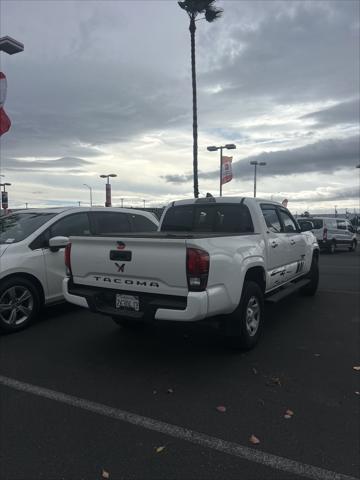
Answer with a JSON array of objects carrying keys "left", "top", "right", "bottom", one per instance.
[
  {"left": 317, "top": 239, "right": 332, "bottom": 249},
  {"left": 63, "top": 277, "right": 208, "bottom": 322}
]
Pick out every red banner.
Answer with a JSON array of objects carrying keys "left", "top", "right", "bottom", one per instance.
[
  {"left": 0, "top": 108, "right": 11, "bottom": 136},
  {"left": 105, "top": 183, "right": 112, "bottom": 207},
  {"left": 0, "top": 72, "right": 11, "bottom": 136},
  {"left": 221, "top": 156, "right": 233, "bottom": 185}
]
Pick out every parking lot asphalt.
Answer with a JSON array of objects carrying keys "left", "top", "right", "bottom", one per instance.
[{"left": 0, "top": 249, "right": 359, "bottom": 480}]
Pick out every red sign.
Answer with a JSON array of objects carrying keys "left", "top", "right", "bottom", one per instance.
[
  {"left": 1, "top": 191, "right": 8, "bottom": 209},
  {"left": 0, "top": 72, "right": 11, "bottom": 136},
  {"left": 221, "top": 156, "right": 233, "bottom": 185},
  {"left": 105, "top": 183, "right": 112, "bottom": 207}
]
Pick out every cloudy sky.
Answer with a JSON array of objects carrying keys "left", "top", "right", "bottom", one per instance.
[{"left": 0, "top": 0, "right": 359, "bottom": 214}]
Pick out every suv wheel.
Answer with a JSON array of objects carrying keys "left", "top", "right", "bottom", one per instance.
[{"left": 0, "top": 277, "right": 41, "bottom": 333}]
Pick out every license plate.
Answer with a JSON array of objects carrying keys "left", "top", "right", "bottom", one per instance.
[{"left": 116, "top": 294, "right": 139, "bottom": 311}]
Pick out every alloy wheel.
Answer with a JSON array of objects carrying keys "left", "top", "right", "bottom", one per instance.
[
  {"left": 245, "top": 296, "right": 260, "bottom": 337},
  {"left": 0, "top": 286, "right": 34, "bottom": 326}
]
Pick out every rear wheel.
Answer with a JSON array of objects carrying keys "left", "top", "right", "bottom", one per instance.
[
  {"left": 349, "top": 240, "right": 357, "bottom": 252},
  {"left": 224, "top": 281, "right": 264, "bottom": 350},
  {"left": 301, "top": 254, "right": 319, "bottom": 296},
  {"left": 0, "top": 277, "right": 41, "bottom": 333},
  {"left": 329, "top": 241, "right": 336, "bottom": 254}
]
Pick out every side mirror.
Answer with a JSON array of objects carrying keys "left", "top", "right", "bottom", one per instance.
[
  {"left": 49, "top": 236, "right": 69, "bottom": 252},
  {"left": 299, "top": 221, "right": 313, "bottom": 232}
]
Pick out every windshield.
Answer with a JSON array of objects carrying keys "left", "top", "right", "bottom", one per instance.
[{"left": 0, "top": 212, "right": 56, "bottom": 244}]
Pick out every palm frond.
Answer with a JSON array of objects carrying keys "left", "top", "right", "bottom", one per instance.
[
  {"left": 178, "top": 0, "right": 219, "bottom": 15},
  {"left": 204, "top": 6, "right": 223, "bottom": 22}
]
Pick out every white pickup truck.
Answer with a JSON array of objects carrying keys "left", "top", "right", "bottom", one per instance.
[{"left": 57, "top": 197, "right": 319, "bottom": 349}]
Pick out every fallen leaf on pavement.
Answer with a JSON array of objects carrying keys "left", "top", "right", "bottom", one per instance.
[
  {"left": 353, "top": 366, "right": 360, "bottom": 371},
  {"left": 102, "top": 470, "right": 110, "bottom": 479},
  {"left": 266, "top": 376, "right": 282, "bottom": 387},
  {"left": 155, "top": 446, "right": 166, "bottom": 453},
  {"left": 216, "top": 405, "right": 227, "bottom": 412},
  {"left": 249, "top": 434, "right": 260, "bottom": 445},
  {"left": 284, "top": 409, "right": 294, "bottom": 419},
  {"left": 167, "top": 388, "right": 174, "bottom": 394}
]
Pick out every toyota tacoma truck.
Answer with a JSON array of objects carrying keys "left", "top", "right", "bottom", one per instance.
[{"left": 55, "top": 197, "right": 319, "bottom": 349}]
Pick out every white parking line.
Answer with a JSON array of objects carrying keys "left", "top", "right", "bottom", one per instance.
[
  {"left": 0, "top": 375, "right": 358, "bottom": 480},
  {"left": 319, "top": 289, "right": 359, "bottom": 295}
]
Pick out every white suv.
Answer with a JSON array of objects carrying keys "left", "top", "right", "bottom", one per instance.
[{"left": 0, "top": 207, "right": 159, "bottom": 333}]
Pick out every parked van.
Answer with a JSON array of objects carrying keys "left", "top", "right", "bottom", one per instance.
[{"left": 303, "top": 217, "right": 357, "bottom": 253}]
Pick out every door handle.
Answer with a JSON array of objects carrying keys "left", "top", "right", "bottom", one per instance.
[{"left": 271, "top": 241, "right": 278, "bottom": 248}]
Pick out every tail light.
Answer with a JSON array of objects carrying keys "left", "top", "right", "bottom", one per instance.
[
  {"left": 323, "top": 227, "right": 328, "bottom": 241},
  {"left": 64, "top": 243, "right": 72, "bottom": 276},
  {"left": 186, "top": 247, "right": 209, "bottom": 292}
]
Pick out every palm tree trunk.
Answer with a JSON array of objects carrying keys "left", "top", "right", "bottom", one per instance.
[{"left": 189, "top": 15, "right": 199, "bottom": 198}]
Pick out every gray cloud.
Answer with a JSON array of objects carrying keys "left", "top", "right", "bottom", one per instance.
[
  {"left": 294, "top": 186, "right": 360, "bottom": 203},
  {"left": 163, "top": 136, "right": 360, "bottom": 183},
  {"left": 2, "top": 156, "right": 93, "bottom": 171},
  {"left": 200, "top": 1, "right": 359, "bottom": 104},
  {"left": 301, "top": 98, "right": 360, "bottom": 127}
]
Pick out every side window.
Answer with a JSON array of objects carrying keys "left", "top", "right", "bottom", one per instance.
[
  {"left": 49, "top": 213, "right": 91, "bottom": 238},
  {"left": 261, "top": 205, "right": 281, "bottom": 233},
  {"left": 129, "top": 214, "right": 158, "bottom": 232},
  {"left": 90, "top": 212, "right": 131, "bottom": 235},
  {"left": 278, "top": 208, "right": 298, "bottom": 233},
  {"left": 325, "top": 219, "right": 336, "bottom": 229},
  {"left": 346, "top": 222, "right": 354, "bottom": 233},
  {"left": 336, "top": 220, "right": 347, "bottom": 230}
]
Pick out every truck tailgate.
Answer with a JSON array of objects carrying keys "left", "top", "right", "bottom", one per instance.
[{"left": 69, "top": 236, "right": 189, "bottom": 296}]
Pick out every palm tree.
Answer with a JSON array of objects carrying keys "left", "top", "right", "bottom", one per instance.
[{"left": 178, "top": 0, "right": 222, "bottom": 198}]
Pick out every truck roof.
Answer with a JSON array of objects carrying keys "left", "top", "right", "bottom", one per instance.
[{"left": 170, "top": 197, "right": 282, "bottom": 207}]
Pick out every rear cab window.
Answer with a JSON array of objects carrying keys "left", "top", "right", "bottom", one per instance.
[{"left": 161, "top": 203, "right": 254, "bottom": 233}]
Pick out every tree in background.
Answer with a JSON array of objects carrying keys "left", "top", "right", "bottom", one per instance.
[{"left": 178, "top": 0, "right": 222, "bottom": 198}]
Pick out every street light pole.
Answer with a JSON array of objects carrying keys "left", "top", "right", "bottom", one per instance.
[
  {"left": 207, "top": 144, "right": 236, "bottom": 197},
  {"left": 250, "top": 161, "right": 266, "bottom": 198},
  {"left": 83, "top": 184, "right": 93, "bottom": 207},
  {"left": 99, "top": 174, "right": 117, "bottom": 207}
]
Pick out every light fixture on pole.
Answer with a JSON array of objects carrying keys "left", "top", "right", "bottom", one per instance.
[
  {"left": 0, "top": 36, "right": 24, "bottom": 54},
  {"left": 83, "top": 184, "right": 93, "bottom": 207},
  {"left": 250, "top": 161, "right": 266, "bottom": 198},
  {"left": 207, "top": 144, "right": 236, "bottom": 196},
  {"left": 99, "top": 174, "right": 117, "bottom": 207}
]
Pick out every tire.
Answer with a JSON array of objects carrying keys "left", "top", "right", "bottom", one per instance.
[
  {"left": 224, "top": 281, "right": 264, "bottom": 350},
  {"left": 0, "top": 277, "right": 41, "bottom": 333},
  {"left": 301, "top": 254, "right": 319, "bottom": 296},
  {"left": 328, "top": 241, "right": 336, "bottom": 254},
  {"left": 112, "top": 317, "right": 146, "bottom": 330},
  {"left": 349, "top": 240, "right": 357, "bottom": 252}
]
